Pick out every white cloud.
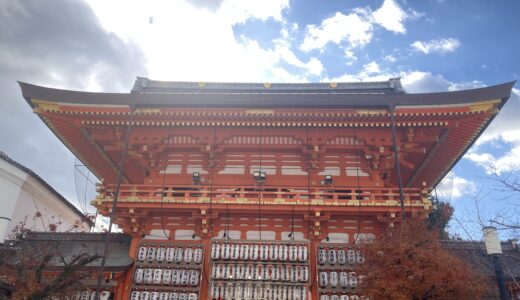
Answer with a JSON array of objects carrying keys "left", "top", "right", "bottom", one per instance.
[
  {"left": 280, "top": 28, "right": 289, "bottom": 39},
  {"left": 300, "top": 0, "right": 421, "bottom": 53},
  {"left": 305, "top": 57, "right": 324, "bottom": 76},
  {"left": 464, "top": 151, "right": 495, "bottom": 170},
  {"left": 372, "top": 0, "right": 408, "bottom": 34},
  {"left": 436, "top": 173, "right": 476, "bottom": 200},
  {"left": 383, "top": 54, "right": 396, "bottom": 62},
  {"left": 0, "top": 0, "right": 148, "bottom": 214},
  {"left": 86, "top": 0, "right": 308, "bottom": 82},
  {"left": 465, "top": 144, "right": 520, "bottom": 175},
  {"left": 219, "top": 0, "right": 289, "bottom": 25},
  {"left": 401, "top": 72, "right": 489, "bottom": 94},
  {"left": 500, "top": 127, "right": 520, "bottom": 143},
  {"left": 273, "top": 41, "right": 324, "bottom": 76},
  {"left": 448, "top": 80, "right": 486, "bottom": 91},
  {"left": 411, "top": 38, "right": 461, "bottom": 54},
  {"left": 401, "top": 71, "right": 453, "bottom": 92},
  {"left": 462, "top": 88, "right": 520, "bottom": 175},
  {"left": 363, "top": 61, "right": 381, "bottom": 74},
  {"left": 475, "top": 89, "right": 520, "bottom": 145},
  {"left": 494, "top": 144, "right": 520, "bottom": 173},
  {"left": 326, "top": 72, "right": 391, "bottom": 83},
  {"left": 325, "top": 67, "right": 390, "bottom": 83},
  {"left": 327, "top": 69, "right": 495, "bottom": 99},
  {"left": 326, "top": 69, "right": 446, "bottom": 88},
  {"left": 344, "top": 50, "right": 358, "bottom": 65},
  {"left": 300, "top": 11, "right": 373, "bottom": 51}
]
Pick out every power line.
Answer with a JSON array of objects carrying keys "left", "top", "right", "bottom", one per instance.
[
  {"left": 159, "top": 125, "right": 173, "bottom": 240},
  {"left": 94, "top": 110, "right": 135, "bottom": 299}
]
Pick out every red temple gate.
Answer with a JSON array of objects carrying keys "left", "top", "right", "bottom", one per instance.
[{"left": 19, "top": 78, "right": 514, "bottom": 299}]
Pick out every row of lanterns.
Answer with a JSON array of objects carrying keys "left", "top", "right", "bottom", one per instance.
[
  {"left": 319, "top": 295, "right": 362, "bottom": 300},
  {"left": 317, "top": 248, "right": 364, "bottom": 265},
  {"left": 132, "top": 243, "right": 204, "bottom": 298},
  {"left": 134, "top": 268, "right": 200, "bottom": 286},
  {"left": 130, "top": 291, "right": 198, "bottom": 300},
  {"left": 68, "top": 291, "right": 110, "bottom": 300},
  {"left": 211, "top": 242, "right": 308, "bottom": 262},
  {"left": 317, "top": 245, "right": 364, "bottom": 298},
  {"left": 211, "top": 264, "right": 309, "bottom": 282},
  {"left": 319, "top": 271, "right": 358, "bottom": 288},
  {"left": 210, "top": 283, "right": 307, "bottom": 300},
  {"left": 137, "top": 246, "right": 203, "bottom": 264}
]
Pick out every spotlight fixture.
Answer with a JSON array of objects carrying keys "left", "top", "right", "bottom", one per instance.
[
  {"left": 253, "top": 171, "right": 267, "bottom": 183},
  {"left": 192, "top": 234, "right": 196, "bottom": 239},
  {"left": 192, "top": 172, "right": 201, "bottom": 184},
  {"left": 326, "top": 236, "right": 330, "bottom": 242},
  {"left": 321, "top": 175, "right": 333, "bottom": 185}
]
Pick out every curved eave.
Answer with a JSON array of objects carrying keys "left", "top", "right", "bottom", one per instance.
[
  {"left": 429, "top": 97, "right": 506, "bottom": 189},
  {"left": 19, "top": 81, "right": 516, "bottom": 109}
]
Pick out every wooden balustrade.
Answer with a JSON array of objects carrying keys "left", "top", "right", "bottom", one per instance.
[{"left": 95, "top": 185, "right": 428, "bottom": 207}]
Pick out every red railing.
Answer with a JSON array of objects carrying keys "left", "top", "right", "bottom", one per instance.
[{"left": 96, "top": 184, "right": 428, "bottom": 207}]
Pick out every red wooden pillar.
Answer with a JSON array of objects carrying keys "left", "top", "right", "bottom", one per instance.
[
  {"left": 309, "top": 237, "right": 320, "bottom": 300},
  {"left": 120, "top": 234, "right": 141, "bottom": 299},
  {"left": 119, "top": 269, "right": 134, "bottom": 300},
  {"left": 128, "top": 234, "right": 141, "bottom": 259}
]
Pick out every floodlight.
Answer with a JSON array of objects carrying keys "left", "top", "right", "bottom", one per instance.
[
  {"left": 253, "top": 171, "right": 267, "bottom": 183},
  {"left": 192, "top": 172, "right": 201, "bottom": 184}
]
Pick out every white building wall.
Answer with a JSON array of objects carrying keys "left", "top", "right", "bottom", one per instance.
[
  {"left": 0, "top": 159, "right": 28, "bottom": 242},
  {"left": 0, "top": 158, "right": 88, "bottom": 243}
]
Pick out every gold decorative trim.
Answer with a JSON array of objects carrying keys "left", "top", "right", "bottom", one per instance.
[
  {"left": 469, "top": 99, "right": 501, "bottom": 113},
  {"left": 32, "top": 99, "right": 61, "bottom": 112},
  {"left": 135, "top": 108, "right": 161, "bottom": 114},
  {"left": 246, "top": 109, "right": 274, "bottom": 115},
  {"left": 356, "top": 109, "right": 387, "bottom": 116}
]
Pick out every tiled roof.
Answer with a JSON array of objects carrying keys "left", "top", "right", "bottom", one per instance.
[
  {"left": 131, "top": 77, "right": 405, "bottom": 95},
  {"left": 6, "top": 232, "right": 520, "bottom": 283},
  {"left": 442, "top": 240, "right": 520, "bottom": 278},
  {"left": 20, "top": 232, "right": 133, "bottom": 270},
  {"left": 19, "top": 80, "right": 515, "bottom": 109}
]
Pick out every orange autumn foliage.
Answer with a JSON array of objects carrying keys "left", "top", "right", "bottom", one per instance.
[{"left": 355, "top": 219, "right": 488, "bottom": 300}]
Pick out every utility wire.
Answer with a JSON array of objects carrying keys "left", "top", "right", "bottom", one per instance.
[
  {"left": 257, "top": 125, "right": 263, "bottom": 241},
  {"left": 208, "top": 126, "right": 216, "bottom": 237},
  {"left": 353, "top": 125, "right": 363, "bottom": 245},
  {"left": 159, "top": 125, "right": 173, "bottom": 240},
  {"left": 389, "top": 106, "right": 406, "bottom": 220},
  {"left": 94, "top": 110, "right": 135, "bottom": 299},
  {"left": 306, "top": 126, "right": 311, "bottom": 240}
]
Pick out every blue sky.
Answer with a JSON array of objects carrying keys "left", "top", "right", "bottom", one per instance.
[{"left": 0, "top": 0, "right": 519, "bottom": 237}]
